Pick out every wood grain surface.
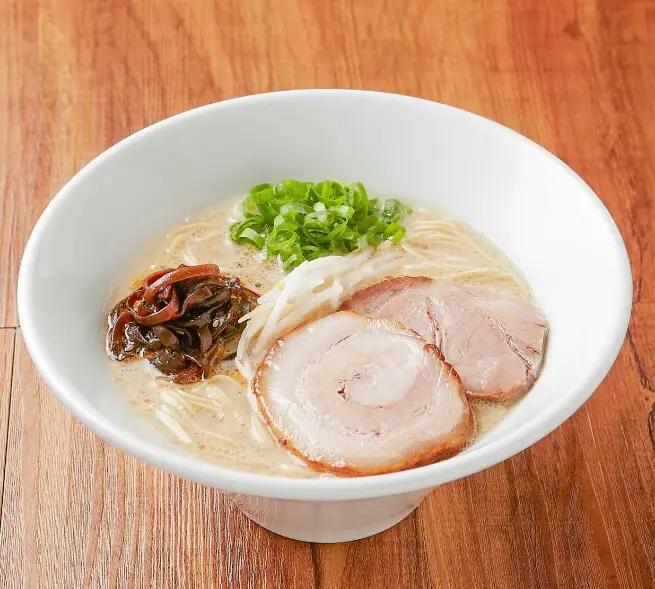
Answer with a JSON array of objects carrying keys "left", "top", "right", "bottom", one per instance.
[{"left": 0, "top": 0, "right": 653, "bottom": 587}]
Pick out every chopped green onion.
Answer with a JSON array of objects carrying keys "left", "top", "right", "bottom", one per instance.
[
  {"left": 236, "top": 227, "right": 265, "bottom": 248},
  {"left": 280, "top": 202, "right": 312, "bottom": 216},
  {"left": 229, "top": 179, "right": 411, "bottom": 270}
]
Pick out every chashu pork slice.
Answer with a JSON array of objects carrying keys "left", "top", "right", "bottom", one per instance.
[
  {"left": 253, "top": 311, "right": 472, "bottom": 476},
  {"left": 342, "top": 277, "right": 548, "bottom": 401}
]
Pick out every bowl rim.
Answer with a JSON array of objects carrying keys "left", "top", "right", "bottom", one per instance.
[{"left": 17, "top": 89, "right": 633, "bottom": 501}]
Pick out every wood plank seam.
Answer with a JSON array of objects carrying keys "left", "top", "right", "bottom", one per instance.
[
  {"left": 310, "top": 543, "right": 321, "bottom": 589},
  {"left": 0, "top": 327, "right": 17, "bottom": 536},
  {"left": 625, "top": 328, "right": 655, "bottom": 449}
]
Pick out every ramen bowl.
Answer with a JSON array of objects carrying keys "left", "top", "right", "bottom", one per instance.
[{"left": 18, "top": 90, "right": 631, "bottom": 542}]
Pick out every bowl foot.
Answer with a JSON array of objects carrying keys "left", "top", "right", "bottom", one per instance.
[{"left": 226, "top": 490, "right": 429, "bottom": 543}]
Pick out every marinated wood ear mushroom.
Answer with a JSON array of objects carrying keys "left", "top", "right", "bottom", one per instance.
[
  {"left": 106, "top": 264, "right": 258, "bottom": 384},
  {"left": 253, "top": 311, "right": 473, "bottom": 476}
]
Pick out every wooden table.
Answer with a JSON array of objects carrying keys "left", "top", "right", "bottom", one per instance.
[{"left": 1, "top": 1, "right": 653, "bottom": 587}]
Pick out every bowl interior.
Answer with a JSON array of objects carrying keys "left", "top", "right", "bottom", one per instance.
[{"left": 18, "top": 91, "right": 631, "bottom": 499}]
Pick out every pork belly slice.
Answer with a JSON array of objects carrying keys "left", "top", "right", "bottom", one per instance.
[
  {"left": 342, "top": 277, "right": 547, "bottom": 401},
  {"left": 253, "top": 311, "right": 472, "bottom": 476}
]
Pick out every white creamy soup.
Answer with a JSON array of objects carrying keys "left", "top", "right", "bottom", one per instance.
[{"left": 106, "top": 183, "right": 546, "bottom": 477}]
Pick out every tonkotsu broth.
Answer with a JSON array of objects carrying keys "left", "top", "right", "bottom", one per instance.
[{"left": 107, "top": 196, "right": 532, "bottom": 476}]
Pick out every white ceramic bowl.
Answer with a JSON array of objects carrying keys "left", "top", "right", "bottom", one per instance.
[{"left": 18, "top": 90, "right": 632, "bottom": 543}]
